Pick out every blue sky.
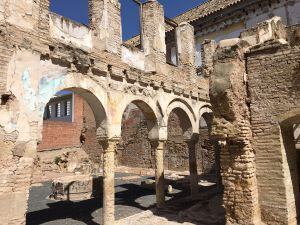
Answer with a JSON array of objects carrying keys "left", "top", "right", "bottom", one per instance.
[{"left": 50, "top": 0, "right": 205, "bottom": 41}]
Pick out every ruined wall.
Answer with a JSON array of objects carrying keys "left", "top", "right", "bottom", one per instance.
[
  {"left": 209, "top": 17, "right": 300, "bottom": 225},
  {"left": 246, "top": 34, "right": 300, "bottom": 225},
  {"left": 118, "top": 108, "right": 216, "bottom": 173},
  {"left": 210, "top": 40, "right": 261, "bottom": 225},
  {"left": 82, "top": 100, "right": 103, "bottom": 165},
  {"left": 0, "top": 0, "right": 209, "bottom": 224},
  {"left": 118, "top": 108, "right": 154, "bottom": 169}
]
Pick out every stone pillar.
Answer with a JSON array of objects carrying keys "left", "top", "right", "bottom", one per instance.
[
  {"left": 201, "top": 39, "right": 217, "bottom": 77},
  {"left": 209, "top": 40, "right": 262, "bottom": 225},
  {"left": 176, "top": 22, "right": 196, "bottom": 80},
  {"left": 38, "top": 0, "right": 51, "bottom": 35},
  {"left": 186, "top": 138, "right": 199, "bottom": 197},
  {"left": 142, "top": 0, "right": 166, "bottom": 72},
  {"left": 152, "top": 140, "right": 165, "bottom": 208},
  {"left": 101, "top": 138, "right": 118, "bottom": 225},
  {"left": 89, "top": 0, "right": 122, "bottom": 55}
]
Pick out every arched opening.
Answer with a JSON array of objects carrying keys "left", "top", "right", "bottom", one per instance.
[
  {"left": 117, "top": 101, "right": 157, "bottom": 169},
  {"left": 280, "top": 114, "right": 300, "bottom": 221},
  {"left": 114, "top": 100, "right": 159, "bottom": 218},
  {"left": 26, "top": 88, "right": 107, "bottom": 225},
  {"left": 165, "top": 107, "right": 198, "bottom": 200},
  {"left": 166, "top": 108, "right": 193, "bottom": 172}
]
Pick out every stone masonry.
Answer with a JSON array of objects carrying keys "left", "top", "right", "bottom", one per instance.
[
  {"left": 209, "top": 17, "right": 300, "bottom": 225},
  {"left": 0, "top": 0, "right": 211, "bottom": 224},
  {"left": 2, "top": 0, "right": 299, "bottom": 224}
]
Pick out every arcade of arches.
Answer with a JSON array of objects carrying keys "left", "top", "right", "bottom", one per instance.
[{"left": 0, "top": 0, "right": 300, "bottom": 225}]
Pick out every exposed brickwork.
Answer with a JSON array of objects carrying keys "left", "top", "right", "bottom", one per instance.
[
  {"left": 247, "top": 40, "right": 300, "bottom": 225},
  {"left": 38, "top": 94, "right": 84, "bottom": 151},
  {"left": 118, "top": 108, "right": 154, "bottom": 168},
  {"left": 210, "top": 42, "right": 261, "bottom": 225},
  {"left": 118, "top": 108, "right": 217, "bottom": 173}
]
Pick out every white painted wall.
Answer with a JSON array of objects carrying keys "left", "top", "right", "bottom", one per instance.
[
  {"left": 122, "top": 46, "right": 145, "bottom": 71},
  {"left": 49, "top": 14, "right": 92, "bottom": 51}
]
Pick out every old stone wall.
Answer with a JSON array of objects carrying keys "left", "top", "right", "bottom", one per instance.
[
  {"left": 0, "top": 0, "right": 209, "bottom": 224},
  {"left": 210, "top": 41, "right": 262, "bottom": 225},
  {"left": 247, "top": 38, "right": 300, "bottom": 225},
  {"left": 118, "top": 108, "right": 216, "bottom": 174},
  {"left": 82, "top": 100, "right": 103, "bottom": 165},
  {"left": 117, "top": 108, "right": 154, "bottom": 168},
  {"left": 209, "top": 17, "right": 300, "bottom": 225}
]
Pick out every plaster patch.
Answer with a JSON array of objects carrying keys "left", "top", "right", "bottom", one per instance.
[
  {"left": 38, "top": 75, "right": 65, "bottom": 116},
  {"left": 22, "top": 69, "right": 37, "bottom": 112}
]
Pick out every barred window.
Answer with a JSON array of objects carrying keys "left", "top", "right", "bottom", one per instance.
[
  {"left": 48, "top": 105, "right": 52, "bottom": 118},
  {"left": 55, "top": 103, "right": 61, "bottom": 118},
  {"left": 65, "top": 100, "right": 71, "bottom": 116}
]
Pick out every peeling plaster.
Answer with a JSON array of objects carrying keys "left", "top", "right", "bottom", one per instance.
[
  {"left": 21, "top": 69, "right": 36, "bottom": 112},
  {"left": 38, "top": 75, "right": 65, "bottom": 116}
]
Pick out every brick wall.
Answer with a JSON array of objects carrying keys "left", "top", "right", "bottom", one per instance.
[
  {"left": 117, "top": 108, "right": 155, "bottom": 168},
  {"left": 247, "top": 42, "right": 300, "bottom": 224},
  {"left": 38, "top": 94, "right": 83, "bottom": 151}
]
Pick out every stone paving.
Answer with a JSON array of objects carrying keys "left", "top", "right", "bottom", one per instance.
[
  {"left": 26, "top": 172, "right": 187, "bottom": 225},
  {"left": 27, "top": 171, "right": 223, "bottom": 225}
]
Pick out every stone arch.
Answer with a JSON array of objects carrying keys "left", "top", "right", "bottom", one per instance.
[
  {"left": 38, "top": 74, "right": 109, "bottom": 139},
  {"left": 278, "top": 110, "right": 300, "bottom": 222},
  {"left": 165, "top": 100, "right": 197, "bottom": 136},
  {"left": 112, "top": 95, "right": 161, "bottom": 140},
  {"left": 278, "top": 108, "right": 300, "bottom": 125},
  {"left": 196, "top": 104, "right": 213, "bottom": 131},
  {"left": 197, "top": 105, "right": 219, "bottom": 181}
]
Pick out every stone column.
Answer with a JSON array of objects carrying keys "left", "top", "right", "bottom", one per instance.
[
  {"left": 152, "top": 140, "right": 165, "bottom": 208},
  {"left": 185, "top": 137, "right": 199, "bottom": 197},
  {"left": 89, "top": 0, "right": 122, "bottom": 55},
  {"left": 176, "top": 22, "right": 196, "bottom": 81},
  {"left": 101, "top": 138, "right": 118, "bottom": 225},
  {"left": 142, "top": 0, "right": 166, "bottom": 72}
]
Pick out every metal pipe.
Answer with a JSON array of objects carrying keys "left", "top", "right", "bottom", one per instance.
[{"left": 131, "top": 0, "right": 143, "bottom": 49}]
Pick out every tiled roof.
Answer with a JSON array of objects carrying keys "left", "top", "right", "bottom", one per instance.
[
  {"left": 172, "top": 0, "right": 242, "bottom": 24},
  {"left": 124, "top": 0, "right": 244, "bottom": 46}
]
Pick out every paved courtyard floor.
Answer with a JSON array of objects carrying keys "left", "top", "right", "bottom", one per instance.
[
  {"left": 27, "top": 171, "right": 224, "bottom": 225},
  {"left": 26, "top": 172, "right": 184, "bottom": 225}
]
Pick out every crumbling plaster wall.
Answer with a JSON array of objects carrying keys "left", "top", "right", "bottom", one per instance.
[{"left": 0, "top": 1, "right": 211, "bottom": 224}]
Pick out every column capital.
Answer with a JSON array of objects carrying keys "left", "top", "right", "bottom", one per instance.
[
  {"left": 150, "top": 140, "right": 166, "bottom": 150},
  {"left": 100, "top": 137, "right": 120, "bottom": 153},
  {"left": 184, "top": 133, "right": 199, "bottom": 144}
]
